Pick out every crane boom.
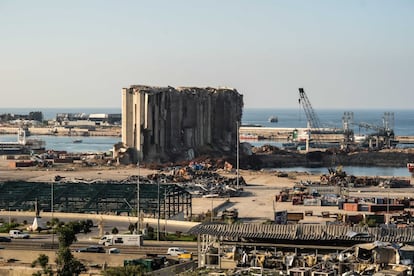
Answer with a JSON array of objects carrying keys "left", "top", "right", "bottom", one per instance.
[
  {"left": 298, "top": 88, "right": 322, "bottom": 147},
  {"left": 298, "top": 88, "right": 322, "bottom": 130}
]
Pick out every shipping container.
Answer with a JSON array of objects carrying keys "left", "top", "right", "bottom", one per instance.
[
  {"left": 287, "top": 212, "right": 304, "bottom": 222},
  {"left": 369, "top": 204, "right": 405, "bottom": 213},
  {"left": 343, "top": 203, "right": 358, "bottom": 212},
  {"left": 9, "top": 160, "right": 34, "bottom": 168}
]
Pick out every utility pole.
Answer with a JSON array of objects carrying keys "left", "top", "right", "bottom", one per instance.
[
  {"left": 211, "top": 197, "right": 214, "bottom": 222},
  {"left": 157, "top": 175, "right": 160, "bottom": 241},
  {"left": 164, "top": 188, "right": 167, "bottom": 240},
  {"left": 236, "top": 120, "right": 240, "bottom": 190},
  {"left": 137, "top": 161, "right": 140, "bottom": 234},
  {"left": 51, "top": 182, "right": 54, "bottom": 248},
  {"left": 387, "top": 188, "right": 390, "bottom": 224}
]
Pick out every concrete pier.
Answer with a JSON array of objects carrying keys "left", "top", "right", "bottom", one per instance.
[{"left": 239, "top": 126, "right": 414, "bottom": 144}]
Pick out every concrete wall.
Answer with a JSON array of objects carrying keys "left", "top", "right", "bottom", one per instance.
[{"left": 122, "top": 85, "right": 243, "bottom": 163}]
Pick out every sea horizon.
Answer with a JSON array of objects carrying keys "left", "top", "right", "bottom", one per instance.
[{"left": 0, "top": 107, "right": 413, "bottom": 136}]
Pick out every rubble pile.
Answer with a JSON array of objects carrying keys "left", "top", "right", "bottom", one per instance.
[
  {"left": 135, "top": 164, "right": 246, "bottom": 198},
  {"left": 189, "top": 241, "right": 414, "bottom": 275},
  {"left": 108, "top": 163, "right": 245, "bottom": 198}
]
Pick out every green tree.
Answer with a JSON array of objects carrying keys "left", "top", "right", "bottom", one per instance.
[
  {"left": 55, "top": 225, "right": 86, "bottom": 276},
  {"left": 31, "top": 253, "right": 52, "bottom": 276},
  {"left": 66, "top": 221, "right": 82, "bottom": 234},
  {"left": 56, "top": 247, "right": 85, "bottom": 276},
  {"left": 103, "top": 265, "right": 144, "bottom": 276},
  {"left": 111, "top": 227, "right": 119, "bottom": 234},
  {"left": 57, "top": 226, "right": 77, "bottom": 248},
  {"left": 79, "top": 220, "right": 92, "bottom": 234},
  {"left": 49, "top": 217, "right": 60, "bottom": 227}
]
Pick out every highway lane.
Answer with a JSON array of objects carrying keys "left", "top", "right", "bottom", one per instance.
[{"left": 0, "top": 237, "right": 198, "bottom": 256}]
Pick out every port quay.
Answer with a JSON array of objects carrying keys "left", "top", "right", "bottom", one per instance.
[
  {"left": 239, "top": 126, "right": 414, "bottom": 144},
  {"left": 1, "top": 125, "right": 414, "bottom": 144}
]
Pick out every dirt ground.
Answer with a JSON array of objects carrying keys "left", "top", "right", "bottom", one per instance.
[
  {"left": 0, "top": 158, "right": 413, "bottom": 222},
  {"left": 0, "top": 158, "right": 413, "bottom": 274}
]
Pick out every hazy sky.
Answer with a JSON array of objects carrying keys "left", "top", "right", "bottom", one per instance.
[{"left": 1, "top": 1, "right": 412, "bottom": 109}]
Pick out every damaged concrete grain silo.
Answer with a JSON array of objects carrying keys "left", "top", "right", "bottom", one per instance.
[{"left": 122, "top": 85, "right": 243, "bottom": 163}]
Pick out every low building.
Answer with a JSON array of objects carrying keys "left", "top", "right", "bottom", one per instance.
[{"left": 188, "top": 223, "right": 414, "bottom": 270}]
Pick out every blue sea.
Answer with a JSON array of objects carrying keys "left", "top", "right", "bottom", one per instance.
[
  {"left": 1, "top": 107, "right": 413, "bottom": 177},
  {"left": 1, "top": 107, "right": 412, "bottom": 135},
  {"left": 242, "top": 108, "right": 414, "bottom": 136}
]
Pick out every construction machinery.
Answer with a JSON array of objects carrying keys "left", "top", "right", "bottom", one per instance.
[
  {"left": 298, "top": 88, "right": 324, "bottom": 150},
  {"left": 342, "top": 111, "right": 355, "bottom": 148},
  {"left": 352, "top": 112, "right": 397, "bottom": 149}
]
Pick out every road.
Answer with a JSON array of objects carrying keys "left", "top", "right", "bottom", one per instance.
[
  {"left": 0, "top": 237, "right": 197, "bottom": 255},
  {"left": 0, "top": 211, "right": 199, "bottom": 239},
  {"left": 0, "top": 236, "right": 198, "bottom": 268}
]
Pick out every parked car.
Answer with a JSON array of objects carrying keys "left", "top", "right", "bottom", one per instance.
[
  {"left": 0, "top": 237, "right": 11, "bottom": 242},
  {"left": 75, "top": 246, "right": 105, "bottom": 253},
  {"left": 166, "top": 247, "right": 188, "bottom": 257},
  {"left": 108, "top": 248, "right": 120, "bottom": 254}
]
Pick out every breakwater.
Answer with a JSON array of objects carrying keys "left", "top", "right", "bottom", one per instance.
[
  {"left": 0, "top": 126, "right": 121, "bottom": 137},
  {"left": 240, "top": 126, "right": 414, "bottom": 144}
]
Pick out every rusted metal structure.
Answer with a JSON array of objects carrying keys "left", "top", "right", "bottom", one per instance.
[{"left": 0, "top": 181, "right": 192, "bottom": 219}]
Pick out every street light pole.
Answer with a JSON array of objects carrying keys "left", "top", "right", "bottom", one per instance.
[
  {"left": 137, "top": 161, "right": 140, "bottom": 234},
  {"left": 8, "top": 192, "right": 11, "bottom": 225},
  {"left": 387, "top": 188, "right": 390, "bottom": 224},
  {"left": 157, "top": 175, "right": 160, "bottom": 241},
  {"left": 236, "top": 120, "right": 240, "bottom": 190},
  {"left": 164, "top": 188, "right": 167, "bottom": 240},
  {"left": 51, "top": 182, "right": 54, "bottom": 248},
  {"left": 211, "top": 197, "right": 214, "bottom": 222}
]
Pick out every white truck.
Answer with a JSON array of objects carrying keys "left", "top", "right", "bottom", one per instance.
[
  {"left": 98, "top": 234, "right": 143, "bottom": 246},
  {"left": 9, "top": 229, "right": 30, "bottom": 239}
]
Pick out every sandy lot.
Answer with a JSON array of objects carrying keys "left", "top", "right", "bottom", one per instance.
[
  {"left": 0, "top": 158, "right": 330, "bottom": 221},
  {"left": 0, "top": 158, "right": 412, "bottom": 222}
]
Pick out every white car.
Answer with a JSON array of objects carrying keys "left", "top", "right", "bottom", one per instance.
[
  {"left": 167, "top": 247, "right": 188, "bottom": 256},
  {"left": 9, "top": 230, "right": 30, "bottom": 239}
]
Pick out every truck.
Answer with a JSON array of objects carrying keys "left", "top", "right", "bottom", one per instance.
[
  {"left": 98, "top": 234, "right": 143, "bottom": 246},
  {"left": 9, "top": 229, "right": 30, "bottom": 239}
]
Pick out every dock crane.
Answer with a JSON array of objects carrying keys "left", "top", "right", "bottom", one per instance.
[
  {"left": 352, "top": 112, "right": 397, "bottom": 149},
  {"left": 298, "top": 88, "right": 340, "bottom": 173},
  {"left": 298, "top": 88, "right": 323, "bottom": 149}
]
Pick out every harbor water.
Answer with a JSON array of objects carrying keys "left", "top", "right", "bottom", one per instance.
[
  {"left": 242, "top": 108, "right": 414, "bottom": 136},
  {"left": 0, "top": 107, "right": 412, "bottom": 135},
  {"left": 272, "top": 166, "right": 412, "bottom": 178},
  {"left": 0, "top": 134, "right": 120, "bottom": 154},
  {"left": 1, "top": 107, "right": 413, "bottom": 177}
]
